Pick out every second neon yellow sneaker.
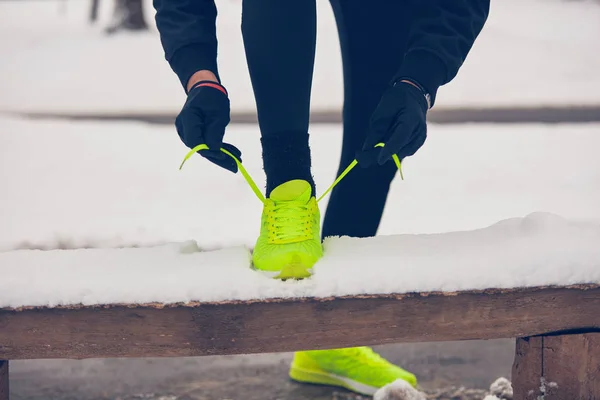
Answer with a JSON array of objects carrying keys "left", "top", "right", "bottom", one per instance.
[
  {"left": 289, "top": 347, "right": 417, "bottom": 396},
  {"left": 252, "top": 179, "right": 323, "bottom": 279}
]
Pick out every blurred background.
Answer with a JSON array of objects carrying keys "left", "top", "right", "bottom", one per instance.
[
  {"left": 2, "top": 0, "right": 600, "bottom": 116},
  {"left": 1, "top": 0, "right": 599, "bottom": 399}
]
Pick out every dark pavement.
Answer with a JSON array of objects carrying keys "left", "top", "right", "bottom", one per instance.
[{"left": 9, "top": 339, "right": 514, "bottom": 400}]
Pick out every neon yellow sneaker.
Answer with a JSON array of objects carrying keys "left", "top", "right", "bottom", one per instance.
[
  {"left": 252, "top": 179, "right": 323, "bottom": 279},
  {"left": 290, "top": 347, "right": 417, "bottom": 396}
]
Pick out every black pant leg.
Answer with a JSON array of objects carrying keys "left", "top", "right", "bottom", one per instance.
[
  {"left": 323, "top": 0, "right": 412, "bottom": 238},
  {"left": 241, "top": 0, "right": 317, "bottom": 195}
]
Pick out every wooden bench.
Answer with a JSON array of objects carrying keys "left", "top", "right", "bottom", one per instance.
[{"left": 1, "top": 284, "right": 599, "bottom": 400}]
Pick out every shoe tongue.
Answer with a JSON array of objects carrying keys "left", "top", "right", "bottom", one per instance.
[{"left": 270, "top": 180, "right": 312, "bottom": 204}]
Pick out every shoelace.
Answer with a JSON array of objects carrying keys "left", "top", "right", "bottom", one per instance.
[
  {"left": 179, "top": 143, "right": 403, "bottom": 205},
  {"left": 268, "top": 201, "right": 312, "bottom": 242}
]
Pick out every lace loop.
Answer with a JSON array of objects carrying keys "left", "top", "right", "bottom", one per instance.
[{"left": 180, "top": 144, "right": 266, "bottom": 203}]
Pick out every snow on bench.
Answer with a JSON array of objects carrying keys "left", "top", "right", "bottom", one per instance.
[
  {"left": 1, "top": 212, "right": 599, "bottom": 399},
  {"left": 1, "top": 212, "right": 599, "bottom": 309},
  {"left": 1, "top": 212, "right": 599, "bottom": 356}
]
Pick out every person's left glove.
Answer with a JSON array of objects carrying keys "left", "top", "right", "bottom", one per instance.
[
  {"left": 357, "top": 80, "right": 429, "bottom": 167},
  {"left": 175, "top": 80, "right": 241, "bottom": 173}
]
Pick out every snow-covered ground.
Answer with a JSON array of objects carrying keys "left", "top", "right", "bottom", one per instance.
[
  {"left": 0, "top": 0, "right": 599, "bottom": 114},
  {"left": 1, "top": 116, "right": 599, "bottom": 308}
]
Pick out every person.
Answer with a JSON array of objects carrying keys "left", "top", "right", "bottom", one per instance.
[{"left": 153, "top": 0, "right": 489, "bottom": 395}]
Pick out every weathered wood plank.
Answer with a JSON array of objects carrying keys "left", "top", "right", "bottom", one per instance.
[
  {"left": 512, "top": 333, "right": 600, "bottom": 400},
  {"left": 543, "top": 333, "right": 600, "bottom": 399},
  {"left": 0, "top": 360, "right": 8, "bottom": 400},
  {"left": 511, "top": 337, "right": 542, "bottom": 400},
  {"left": 513, "top": 337, "right": 543, "bottom": 400},
  {"left": 1, "top": 286, "right": 599, "bottom": 360}
]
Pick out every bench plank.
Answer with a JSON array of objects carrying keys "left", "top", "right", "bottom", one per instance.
[
  {"left": 1, "top": 285, "right": 599, "bottom": 360},
  {"left": 512, "top": 333, "right": 600, "bottom": 399}
]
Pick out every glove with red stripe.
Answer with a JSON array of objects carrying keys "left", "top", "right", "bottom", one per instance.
[{"left": 175, "top": 80, "right": 242, "bottom": 173}]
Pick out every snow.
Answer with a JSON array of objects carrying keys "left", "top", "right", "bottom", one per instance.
[
  {"left": 2, "top": 117, "right": 600, "bottom": 251},
  {"left": 1, "top": 0, "right": 600, "bottom": 114},
  {"left": 1, "top": 116, "right": 600, "bottom": 308},
  {"left": 373, "top": 379, "right": 426, "bottom": 400},
  {"left": 539, "top": 377, "right": 559, "bottom": 397},
  {"left": 1, "top": 210, "right": 600, "bottom": 308},
  {"left": 489, "top": 377, "right": 513, "bottom": 399}
]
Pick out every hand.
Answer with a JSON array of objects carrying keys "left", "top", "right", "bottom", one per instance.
[
  {"left": 357, "top": 81, "right": 429, "bottom": 167},
  {"left": 175, "top": 80, "right": 241, "bottom": 172}
]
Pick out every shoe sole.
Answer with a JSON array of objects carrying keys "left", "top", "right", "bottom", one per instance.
[
  {"left": 258, "top": 263, "right": 313, "bottom": 280},
  {"left": 289, "top": 365, "right": 378, "bottom": 396}
]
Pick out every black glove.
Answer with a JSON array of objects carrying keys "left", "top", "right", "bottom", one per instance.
[
  {"left": 357, "top": 80, "right": 429, "bottom": 167},
  {"left": 175, "top": 80, "right": 241, "bottom": 173}
]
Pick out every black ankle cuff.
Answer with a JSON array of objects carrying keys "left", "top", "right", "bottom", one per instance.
[{"left": 261, "top": 132, "right": 315, "bottom": 196}]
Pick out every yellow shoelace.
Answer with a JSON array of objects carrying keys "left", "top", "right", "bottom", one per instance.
[
  {"left": 267, "top": 201, "right": 313, "bottom": 242},
  {"left": 179, "top": 143, "right": 403, "bottom": 204}
]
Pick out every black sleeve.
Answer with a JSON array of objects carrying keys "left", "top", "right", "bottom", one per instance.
[
  {"left": 153, "top": 0, "right": 220, "bottom": 90},
  {"left": 395, "top": 0, "right": 490, "bottom": 106}
]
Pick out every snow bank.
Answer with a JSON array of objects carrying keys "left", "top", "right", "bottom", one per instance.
[
  {"left": 1, "top": 211, "right": 599, "bottom": 308},
  {"left": 1, "top": 0, "right": 599, "bottom": 113}
]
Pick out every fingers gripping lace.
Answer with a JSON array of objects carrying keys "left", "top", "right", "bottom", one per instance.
[{"left": 179, "top": 143, "right": 403, "bottom": 204}]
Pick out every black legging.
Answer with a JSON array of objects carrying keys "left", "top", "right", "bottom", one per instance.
[{"left": 241, "top": 0, "right": 411, "bottom": 239}]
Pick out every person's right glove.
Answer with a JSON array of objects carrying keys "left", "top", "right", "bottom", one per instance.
[
  {"left": 356, "top": 80, "right": 429, "bottom": 167},
  {"left": 175, "top": 80, "right": 241, "bottom": 173}
]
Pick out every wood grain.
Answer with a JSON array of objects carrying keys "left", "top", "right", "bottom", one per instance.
[
  {"left": 513, "top": 337, "right": 543, "bottom": 400},
  {"left": 0, "top": 360, "right": 8, "bottom": 400},
  {"left": 1, "top": 286, "right": 599, "bottom": 360},
  {"left": 513, "top": 333, "right": 600, "bottom": 400},
  {"left": 544, "top": 333, "right": 600, "bottom": 399}
]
